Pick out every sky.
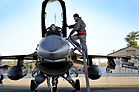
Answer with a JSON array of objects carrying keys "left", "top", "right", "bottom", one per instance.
[{"left": 0, "top": 0, "right": 139, "bottom": 55}]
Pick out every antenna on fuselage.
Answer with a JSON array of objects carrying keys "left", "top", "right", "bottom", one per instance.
[{"left": 54, "top": 14, "right": 56, "bottom": 24}]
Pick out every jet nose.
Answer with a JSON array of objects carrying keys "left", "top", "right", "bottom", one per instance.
[{"left": 37, "top": 35, "right": 70, "bottom": 60}]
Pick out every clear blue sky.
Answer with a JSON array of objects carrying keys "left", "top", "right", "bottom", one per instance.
[{"left": 0, "top": 0, "right": 139, "bottom": 55}]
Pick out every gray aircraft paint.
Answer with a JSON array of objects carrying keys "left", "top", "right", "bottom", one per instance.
[
  {"left": 37, "top": 35, "right": 70, "bottom": 60},
  {"left": 36, "top": 35, "right": 73, "bottom": 76}
]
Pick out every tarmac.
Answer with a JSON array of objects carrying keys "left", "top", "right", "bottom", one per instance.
[{"left": 1, "top": 76, "right": 139, "bottom": 92}]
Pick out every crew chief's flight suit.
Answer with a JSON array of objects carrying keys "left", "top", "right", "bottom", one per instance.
[{"left": 69, "top": 17, "right": 87, "bottom": 55}]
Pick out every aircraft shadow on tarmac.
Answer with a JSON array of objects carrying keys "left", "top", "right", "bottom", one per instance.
[{"left": 1, "top": 86, "right": 139, "bottom": 92}]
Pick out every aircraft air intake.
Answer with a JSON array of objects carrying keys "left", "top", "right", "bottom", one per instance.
[{"left": 36, "top": 60, "right": 73, "bottom": 76}]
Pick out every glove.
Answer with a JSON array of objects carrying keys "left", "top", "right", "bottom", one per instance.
[{"left": 68, "top": 25, "right": 75, "bottom": 29}]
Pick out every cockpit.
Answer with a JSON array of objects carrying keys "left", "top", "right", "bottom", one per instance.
[
  {"left": 45, "top": 26, "right": 63, "bottom": 37},
  {"left": 41, "top": 0, "right": 67, "bottom": 37}
]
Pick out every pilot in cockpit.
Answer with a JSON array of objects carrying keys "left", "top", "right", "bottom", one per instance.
[{"left": 45, "top": 24, "right": 63, "bottom": 36}]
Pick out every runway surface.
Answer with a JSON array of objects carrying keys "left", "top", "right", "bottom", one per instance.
[{"left": 1, "top": 77, "right": 139, "bottom": 92}]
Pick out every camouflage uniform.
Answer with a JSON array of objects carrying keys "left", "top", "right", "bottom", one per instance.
[{"left": 69, "top": 17, "right": 87, "bottom": 54}]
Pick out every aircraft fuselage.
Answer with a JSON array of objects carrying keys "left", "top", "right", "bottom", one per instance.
[{"left": 36, "top": 35, "right": 73, "bottom": 76}]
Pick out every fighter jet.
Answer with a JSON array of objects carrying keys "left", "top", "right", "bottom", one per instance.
[
  {"left": 121, "top": 61, "right": 139, "bottom": 70},
  {"left": 0, "top": 0, "right": 137, "bottom": 92}
]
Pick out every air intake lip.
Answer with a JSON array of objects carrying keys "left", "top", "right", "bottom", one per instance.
[{"left": 36, "top": 60, "right": 73, "bottom": 76}]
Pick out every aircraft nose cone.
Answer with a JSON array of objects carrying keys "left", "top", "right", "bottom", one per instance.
[
  {"left": 37, "top": 35, "right": 70, "bottom": 60},
  {"left": 40, "top": 36, "right": 63, "bottom": 52}
]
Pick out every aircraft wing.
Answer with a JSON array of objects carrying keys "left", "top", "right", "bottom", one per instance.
[
  {"left": 75, "top": 53, "right": 131, "bottom": 59},
  {"left": 0, "top": 52, "right": 38, "bottom": 60},
  {"left": 0, "top": 65, "right": 10, "bottom": 69},
  {"left": 71, "top": 52, "right": 133, "bottom": 69}
]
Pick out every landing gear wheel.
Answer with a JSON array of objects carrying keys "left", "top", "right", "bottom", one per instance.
[
  {"left": 51, "top": 86, "right": 57, "bottom": 92},
  {"left": 74, "top": 79, "right": 81, "bottom": 92},
  {"left": 51, "top": 76, "right": 58, "bottom": 92},
  {"left": 30, "top": 80, "right": 37, "bottom": 92}
]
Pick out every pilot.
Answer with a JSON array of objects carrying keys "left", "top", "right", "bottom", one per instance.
[
  {"left": 45, "top": 24, "right": 62, "bottom": 36},
  {"left": 68, "top": 13, "right": 88, "bottom": 56}
]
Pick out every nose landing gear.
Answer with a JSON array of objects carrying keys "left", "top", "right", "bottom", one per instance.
[
  {"left": 30, "top": 80, "right": 38, "bottom": 92},
  {"left": 73, "top": 79, "right": 82, "bottom": 92},
  {"left": 51, "top": 76, "right": 58, "bottom": 92}
]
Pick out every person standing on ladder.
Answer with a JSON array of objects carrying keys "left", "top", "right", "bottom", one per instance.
[{"left": 68, "top": 13, "right": 88, "bottom": 56}]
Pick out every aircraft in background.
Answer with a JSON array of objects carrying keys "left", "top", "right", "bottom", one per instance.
[
  {"left": 121, "top": 62, "right": 139, "bottom": 70},
  {"left": 0, "top": 59, "right": 10, "bottom": 86},
  {"left": 0, "top": 0, "right": 137, "bottom": 92}
]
